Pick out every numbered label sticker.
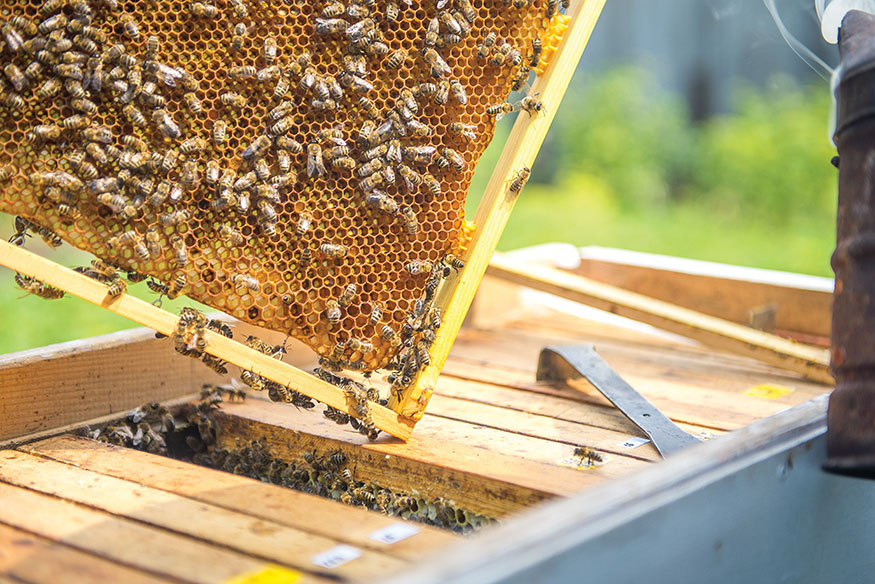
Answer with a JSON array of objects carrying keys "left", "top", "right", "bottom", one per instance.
[
  {"left": 745, "top": 384, "right": 793, "bottom": 400},
  {"left": 311, "top": 545, "right": 361, "bottom": 570},
  {"left": 618, "top": 437, "right": 650, "bottom": 449},
  {"left": 369, "top": 522, "right": 420, "bottom": 545},
  {"left": 223, "top": 565, "right": 302, "bottom": 584}
]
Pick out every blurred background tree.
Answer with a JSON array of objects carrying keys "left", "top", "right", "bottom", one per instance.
[{"left": 0, "top": 0, "right": 840, "bottom": 353}]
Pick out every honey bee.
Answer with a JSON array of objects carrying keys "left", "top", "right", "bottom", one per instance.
[
  {"left": 261, "top": 35, "right": 277, "bottom": 65},
  {"left": 441, "top": 147, "right": 465, "bottom": 172},
  {"left": 486, "top": 101, "right": 513, "bottom": 119},
  {"left": 0, "top": 87, "right": 24, "bottom": 109},
  {"left": 404, "top": 260, "right": 433, "bottom": 275},
  {"left": 449, "top": 121, "right": 477, "bottom": 141},
  {"left": 81, "top": 126, "right": 112, "bottom": 144},
  {"left": 254, "top": 159, "right": 271, "bottom": 182},
  {"left": 292, "top": 211, "right": 312, "bottom": 236},
  {"left": 399, "top": 206, "right": 419, "bottom": 235},
  {"left": 443, "top": 253, "right": 465, "bottom": 271},
  {"left": 0, "top": 164, "right": 15, "bottom": 183},
  {"left": 231, "top": 273, "right": 260, "bottom": 292},
  {"left": 204, "top": 159, "right": 220, "bottom": 186},
  {"left": 150, "top": 108, "right": 180, "bottom": 135},
  {"left": 509, "top": 166, "right": 531, "bottom": 193},
  {"left": 256, "top": 65, "right": 280, "bottom": 82},
  {"left": 386, "top": 48, "right": 407, "bottom": 70},
  {"left": 381, "top": 325, "right": 401, "bottom": 348},
  {"left": 34, "top": 77, "right": 61, "bottom": 100},
  {"left": 211, "top": 120, "right": 228, "bottom": 146},
  {"left": 358, "top": 171, "right": 385, "bottom": 193},
  {"left": 107, "top": 278, "right": 127, "bottom": 297},
  {"left": 358, "top": 96, "right": 379, "bottom": 120},
  {"left": 398, "top": 164, "right": 422, "bottom": 191},
  {"left": 56, "top": 203, "right": 81, "bottom": 220},
  {"left": 85, "top": 142, "right": 108, "bottom": 165},
  {"left": 230, "top": 0, "right": 248, "bottom": 18},
  {"left": 492, "top": 42, "right": 513, "bottom": 66},
  {"left": 15, "top": 274, "right": 65, "bottom": 299},
  {"left": 180, "top": 160, "right": 200, "bottom": 191},
  {"left": 511, "top": 65, "right": 530, "bottom": 91},
  {"left": 423, "top": 48, "right": 451, "bottom": 78},
  {"left": 306, "top": 143, "right": 326, "bottom": 177},
  {"left": 348, "top": 337, "right": 373, "bottom": 354},
  {"left": 425, "top": 16, "right": 439, "bottom": 47},
  {"left": 159, "top": 209, "right": 191, "bottom": 226},
  {"left": 60, "top": 115, "right": 90, "bottom": 131},
  {"left": 228, "top": 65, "right": 256, "bottom": 80},
  {"left": 119, "top": 14, "right": 140, "bottom": 42},
  {"left": 478, "top": 31, "right": 496, "bottom": 59},
  {"left": 319, "top": 243, "right": 348, "bottom": 259},
  {"left": 189, "top": 2, "right": 219, "bottom": 18},
  {"left": 170, "top": 234, "right": 188, "bottom": 268},
  {"left": 3, "top": 64, "right": 26, "bottom": 92},
  {"left": 338, "top": 283, "right": 356, "bottom": 306},
  {"left": 168, "top": 272, "right": 187, "bottom": 299},
  {"left": 30, "top": 125, "right": 62, "bottom": 141},
  {"left": 242, "top": 135, "right": 271, "bottom": 161},
  {"left": 574, "top": 446, "right": 604, "bottom": 466},
  {"left": 10, "top": 15, "right": 36, "bottom": 36},
  {"left": 300, "top": 248, "right": 312, "bottom": 268},
  {"left": 315, "top": 17, "right": 349, "bottom": 35},
  {"left": 271, "top": 115, "right": 295, "bottom": 136},
  {"left": 407, "top": 119, "right": 432, "bottom": 137},
  {"left": 218, "top": 224, "right": 244, "bottom": 246},
  {"left": 322, "top": 1, "right": 345, "bottom": 17},
  {"left": 516, "top": 93, "right": 542, "bottom": 115},
  {"left": 288, "top": 51, "right": 311, "bottom": 78},
  {"left": 181, "top": 92, "right": 203, "bottom": 116},
  {"left": 180, "top": 138, "right": 207, "bottom": 155},
  {"left": 231, "top": 22, "right": 247, "bottom": 51},
  {"left": 447, "top": 79, "right": 468, "bottom": 105},
  {"left": 423, "top": 173, "right": 441, "bottom": 198},
  {"left": 325, "top": 299, "right": 341, "bottom": 325},
  {"left": 234, "top": 170, "right": 256, "bottom": 191},
  {"left": 220, "top": 91, "right": 247, "bottom": 108},
  {"left": 23, "top": 62, "right": 42, "bottom": 81},
  {"left": 273, "top": 75, "right": 290, "bottom": 100},
  {"left": 38, "top": 13, "right": 67, "bottom": 35}
]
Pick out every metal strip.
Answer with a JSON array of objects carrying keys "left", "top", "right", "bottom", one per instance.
[{"left": 536, "top": 345, "right": 700, "bottom": 456}]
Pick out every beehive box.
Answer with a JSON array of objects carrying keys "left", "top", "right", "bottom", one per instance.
[{"left": 0, "top": 248, "right": 835, "bottom": 582}]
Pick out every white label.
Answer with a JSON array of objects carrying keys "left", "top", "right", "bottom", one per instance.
[
  {"left": 311, "top": 545, "right": 361, "bottom": 570},
  {"left": 618, "top": 437, "right": 651, "bottom": 449},
  {"left": 369, "top": 522, "right": 420, "bottom": 545}
]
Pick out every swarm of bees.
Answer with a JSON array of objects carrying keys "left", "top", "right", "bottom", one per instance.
[{"left": 1, "top": 0, "right": 563, "bottom": 403}]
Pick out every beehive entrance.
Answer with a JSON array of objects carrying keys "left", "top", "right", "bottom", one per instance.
[{"left": 0, "top": 0, "right": 554, "bottom": 375}]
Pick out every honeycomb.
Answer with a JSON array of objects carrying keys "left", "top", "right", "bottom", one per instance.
[{"left": 0, "top": 0, "right": 554, "bottom": 373}]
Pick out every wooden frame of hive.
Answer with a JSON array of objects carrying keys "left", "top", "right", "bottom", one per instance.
[{"left": 0, "top": 0, "right": 607, "bottom": 440}]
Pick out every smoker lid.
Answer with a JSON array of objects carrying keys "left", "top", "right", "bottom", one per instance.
[{"left": 839, "top": 10, "right": 875, "bottom": 80}]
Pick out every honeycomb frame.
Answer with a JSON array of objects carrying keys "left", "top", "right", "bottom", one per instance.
[{"left": 0, "top": 0, "right": 605, "bottom": 436}]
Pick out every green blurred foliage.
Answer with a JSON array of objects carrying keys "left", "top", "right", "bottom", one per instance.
[
  {"left": 0, "top": 66, "right": 838, "bottom": 355},
  {"left": 471, "top": 66, "right": 837, "bottom": 276}
]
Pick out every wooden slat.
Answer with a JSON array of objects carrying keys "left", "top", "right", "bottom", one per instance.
[
  {"left": 575, "top": 247, "right": 833, "bottom": 337},
  {"left": 0, "top": 483, "right": 287, "bottom": 584},
  {"left": 0, "top": 450, "right": 405, "bottom": 582},
  {"left": 396, "top": 0, "right": 607, "bottom": 417},
  {"left": 21, "top": 435, "right": 455, "bottom": 562},
  {"left": 0, "top": 328, "right": 219, "bottom": 442},
  {"left": 485, "top": 253, "right": 833, "bottom": 384},
  {"left": 0, "top": 523, "right": 171, "bottom": 584},
  {"left": 212, "top": 399, "right": 649, "bottom": 511},
  {"left": 0, "top": 240, "right": 414, "bottom": 440}
]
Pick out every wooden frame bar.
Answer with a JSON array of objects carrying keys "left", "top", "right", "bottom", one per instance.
[
  {"left": 486, "top": 252, "right": 833, "bottom": 385},
  {"left": 393, "top": 0, "right": 608, "bottom": 418},
  {"left": 0, "top": 240, "right": 415, "bottom": 440}
]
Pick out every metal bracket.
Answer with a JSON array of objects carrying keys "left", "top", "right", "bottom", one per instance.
[{"left": 537, "top": 345, "right": 700, "bottom": 457}]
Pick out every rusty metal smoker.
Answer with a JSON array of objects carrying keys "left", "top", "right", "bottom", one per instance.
[{"left": 825, "top": 10, "right": 875, "bottom": 478}]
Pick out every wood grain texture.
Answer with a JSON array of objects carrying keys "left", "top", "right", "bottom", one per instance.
[
  {"left": 0, "top": 327, "right": 218, "bottom": 441},
  {"left": 0, "top": 523, "right": 172, "bottom": 584},
  {"left": 576, "top": 249, "right": 832, "bottom": 337},
  {"left": 0, "top": 482, "right": 293, "bottom": 584},
  {"left": 395, "top": 0, "right": 608, "bottom": 417},
  {"left": 0, "top": 240, "right": 414, "bottom": 440},
  {"left": 486, "top": 253, "right": 833, "bottom": 384},
  {"left": 0, "top": 450, "right": 404, "bottom": 582},
  {"left": 21, "top": 435, "right": 456, "bottom": 562}
]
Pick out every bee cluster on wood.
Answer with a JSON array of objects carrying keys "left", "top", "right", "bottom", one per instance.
[{"left": 1, "top": 0, "right": 561, "bottom": 402}]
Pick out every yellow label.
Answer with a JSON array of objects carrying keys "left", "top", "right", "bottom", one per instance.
[
  {"left": 745, "top": 384, "right": 793, "bottom": 400},
  {"left": 224, "top": 565, "right": 302, "bottom": 584}
]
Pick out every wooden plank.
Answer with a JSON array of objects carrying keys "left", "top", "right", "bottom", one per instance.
[
  {"left": 433, "top": 375, "right": 719, "bottom": 440},
  {"left": 0, "top": 523, "right": 171, "bottom": 584},
  {"left": 0, "top": 482, "right": 289, "bottom": 584},
  {"left": 212, "top": 399, "right": 649, "bottom": 512},
  {"left": 426, "top": 394, "right": 660, "bottom": 461},
  {"left": 0, "top": 328, "right": 220, "bottom": 442},
  {"left": 0, "top": 450, "right": 405, "bottom": 582},
  {"left": 576, "top": 246, "right": 833, "bottom": 337},
  {"left": 396, "top": 0, "right": 608, "bottom": 417},
  {"left": 22, "top": 435, "right": 456, "bottom": 562},
  {"left": 0, "top": 240, "right": 414, "bottom": 440},
  {"left": 486, "top": 253, "right": 833, "bottom": 384}
]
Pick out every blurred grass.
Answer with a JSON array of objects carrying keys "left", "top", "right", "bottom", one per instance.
[{"left": 0, "top": 66, "right": 837, "bottom": 355}]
